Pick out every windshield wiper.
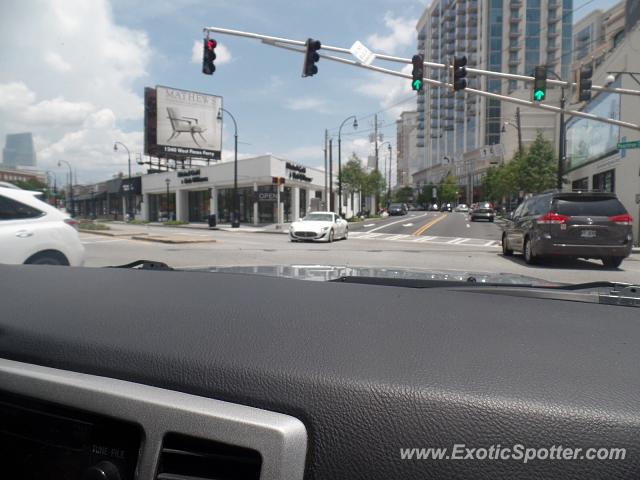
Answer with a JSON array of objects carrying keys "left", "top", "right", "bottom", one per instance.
[{"left": 108, "top": 260, "right": 174, "bottom": 271}]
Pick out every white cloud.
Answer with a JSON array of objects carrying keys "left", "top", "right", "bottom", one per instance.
[
  {"left": 44, "top": 52, "right": 72, "bottom": 73},
  {"left": 366, "top": 12, "right": 416, "bottom": 54},
  {"left": 191, "top": 40, "right": 232, "bottom": 65},
  {"left": 0, "top": 0, "right": 150, "bottom": 182},
  {"left": 355, "top": 64, "right": 416, "bottom": 120},
  {"left": 285, "top": 98, "right": 328, "bottom": 113}
]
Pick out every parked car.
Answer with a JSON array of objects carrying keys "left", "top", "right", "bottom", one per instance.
[
  {"left": 0, "top": 186, "right": 85, "bottom": 266},
  {"left": 501, "top": 191, "right": 633, "bottom": 267},
  {"left": 388, "top": 203, "right": 408, "bottom": 216},
  {"left": 470, "top": 206, "right": 495, "bottom": 222},
  {"left": 289, "top": 211, "right": 348, "bottom": 242},
  {"left": 454, "top": 204, "right": 469, "bottom": 213}
]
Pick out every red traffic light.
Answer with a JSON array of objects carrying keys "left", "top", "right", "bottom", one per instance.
[{"left": 207, "top": 39, "right": 217, "bottom": 50}]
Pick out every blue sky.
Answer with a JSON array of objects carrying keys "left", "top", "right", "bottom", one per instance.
[{"left": 0, "top": 0, "right": 624, "bottom": 183}]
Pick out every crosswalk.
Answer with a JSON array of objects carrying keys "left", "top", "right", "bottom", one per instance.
[{"left": 349, "top": 231, "right": 501, "bottom": 248}]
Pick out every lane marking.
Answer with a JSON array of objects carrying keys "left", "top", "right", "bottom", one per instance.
[
  {"left": 484, "top": 240, "right": 497, "bottom": 247},
  {"left": 386, "top": 234, "right": 410, "bottom": 241},
  {"left": 367, "top": 213, "right": 429, "bottom": 233},
  {"left": 446, "top": 237, "right": 463, "bottom": 244},
  {"left": 364, "top": 223, "right": 375, "bottom": 227},
  {"left": 466, "top": 223, "right": 471, "bottom": 228},
  {"left": 414, "top": 236, "right": 436, "bottom": 242},
  {"left": 413, "top": 213, "right": 448, "bottom": 236},
  {"left": 402, "top": 223, "right": 414, "bottom": 227}
]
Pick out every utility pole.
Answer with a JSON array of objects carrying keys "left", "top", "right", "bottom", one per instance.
[
  {"left": 557, "top": 86, "right": 566, "bottom": 190},
  {"left": 329, "top": 138, "right": 334, "bottom": 212},
  {"left": 324, "top": 129, "right": 328, "bottom": 211},
  {"left": 374, "top": 113, "right": 379, "bottom": 213},
  {"left": 515, "top": 107, "right": 523, "bottom": 157}
]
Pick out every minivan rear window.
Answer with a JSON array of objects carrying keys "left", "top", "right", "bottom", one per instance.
[{"left": 554, "top": 197, "right": 627, "bottom": 216}]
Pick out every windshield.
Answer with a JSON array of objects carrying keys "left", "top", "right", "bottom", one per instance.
[
  {"left": 1, "top": 0, "right": 638, "bottom": 287},
  {"left": 302, "top": 214, "right": 334, "bottom": 222}
]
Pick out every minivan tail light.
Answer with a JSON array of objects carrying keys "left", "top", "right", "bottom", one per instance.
[
  {"left": 609, "top": 214, "right": 632, "bottom": 225},
  {"left": 64, "top": 218, "right": 79, "bottom": 230},
  {"left": 537, "top": 212, "right": 570, "bottom": 224}
]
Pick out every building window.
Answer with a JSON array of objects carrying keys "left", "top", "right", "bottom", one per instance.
[
  {"left": 571, "top": 177, "right": 588, "bottom": 191},
  {"left": 613, "top": 30, "right": 625, "bottom": 49},
  {"left": 592, "top": 170, "right": 615, "bottom": 193}
]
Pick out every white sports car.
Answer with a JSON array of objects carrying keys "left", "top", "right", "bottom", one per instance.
[{"left": 289, "top": 212, "right": 348, "bottom": 242}]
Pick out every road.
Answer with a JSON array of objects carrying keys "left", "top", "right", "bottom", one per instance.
[{"left": 79, "top": 222, "right": 640, "bottom": 285}]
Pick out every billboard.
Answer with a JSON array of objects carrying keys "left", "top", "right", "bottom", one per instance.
[
  {"left": 566, "top": 81, "right": 621, "bottom": 171},
  {"left": 144, "top": 86, "right": 222, "bottom": 160}
]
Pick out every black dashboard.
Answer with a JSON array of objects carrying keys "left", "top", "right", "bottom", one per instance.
[{"left": 1, "top": 264, "right": 639, "bottom": 479}]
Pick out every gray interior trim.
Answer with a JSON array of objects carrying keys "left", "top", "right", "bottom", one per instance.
[{"left": 0, "top": 358, "right": 307, "bottom": 480}]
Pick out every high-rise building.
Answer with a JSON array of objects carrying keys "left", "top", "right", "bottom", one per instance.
[
  {"left": 2, "top": 133, "right": 37, "bottom": 168},
  {"left": 395, "top": 111, "right": 419, "bottom": 187},
  {"left": 414, "top": 0, "right": 573, "bottom": 186},
  {"left": 571, "top": 1, "right": 625, "bottom": 80}
]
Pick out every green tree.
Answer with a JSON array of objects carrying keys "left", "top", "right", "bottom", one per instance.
[
  {"left": 339, "top": 154, "right": 366, "bottom": 215},
  {"left": 416, "top": 185, "right": 432, "bottom": 208},
  {"left": 517, "top": 131, "right": 557, "bottom": 193},
  {"left": 438, "top": 173, "right": 458, "bottom": 203},
  {"left": 364, "top": 169, "right": 386, "bottom": 210},
  {"left": 394, "top": 186, "right": 414, "bottom": 203},
  {"left": 12, "top": 178, "right": 47, "bottom": 191}
]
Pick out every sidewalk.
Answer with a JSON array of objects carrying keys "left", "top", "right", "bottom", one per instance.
[{"left": 106, "top": 221, "right": 291, "bottom": 234}]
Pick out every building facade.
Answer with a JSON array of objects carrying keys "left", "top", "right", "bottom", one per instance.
[
  {"left": 565, "top": 23, "right": 640, "bottom": 243},
  {"left": 415, "top": 0, "right": 573, "bottom": 187},
  {"left": 140, "top": 155, "right": 355, "bottom": 224},
  {"left": 2, "top": 133, "right": 36, "bottom": 168},
  {"left": 396, "top": 111, "right": 419, "bottom": 187}
]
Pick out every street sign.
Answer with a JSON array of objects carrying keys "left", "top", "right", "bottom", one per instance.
[
  {"left": 617, "top": 140, "right": 640, "bottom": 149},
  {"left": 350, "top": 41, "right": 375, "bottom": 66}
]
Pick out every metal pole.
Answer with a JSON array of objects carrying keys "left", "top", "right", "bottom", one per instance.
[
  {"left": 329, "top": 138, "right": 334, "bottom": 212},
  {"left": 338, "top": 134, "right": 342, "bottom": 217},
  {"left": 516, "top": 107, "right": 523, "bottom": 157},
  {"left": 234, "top": 129, "right": 239, "bottom": 227},
  {"left": 324, "top": 129, "right": 328, "bottom": 211},
  {"left": 557, "top": 87, "right": 566, "bottom": 190},
  {"left": 388, "top": 145, "right": 392, "bottom": 206}
]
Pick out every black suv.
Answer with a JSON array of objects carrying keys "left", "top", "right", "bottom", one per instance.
[{"left": 501, "top": 191, "right": 633, "bottom": 267}]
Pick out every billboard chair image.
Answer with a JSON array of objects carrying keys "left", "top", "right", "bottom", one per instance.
[{"left": 166, "top": 107, "right": 207, "bottom": 146}]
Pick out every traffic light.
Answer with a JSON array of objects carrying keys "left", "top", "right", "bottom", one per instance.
[
  {"left": 302, "top": 38, "right": 321, "bottom": 77},
  {"left": 411, "top": 54, "right": 424, "bottom": 91},
  {"left": 532, "top": 66, "right": 547, "bottom": 102},
  {"left": 577, "top": 65, "right": 593, "bottom": 102},
  {"left": 452, "top": 56, "right": 468, "bottom": 91},
  {"left": 202, "top": 38, "right": 217, "bottom": 75},
  {"left": 272, "top": 176, "right": 285, "bottom": 185}
]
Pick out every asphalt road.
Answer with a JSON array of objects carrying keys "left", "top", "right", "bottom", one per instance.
[{"left": 79, "top": 224, "right": 640, "bottom": 285}]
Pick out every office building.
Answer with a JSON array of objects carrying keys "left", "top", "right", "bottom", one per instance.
[
  {"left": 395, "top": 111, "right": 419, "bottom": 187},
  {"left": 2, "top": 133, "right": 37, "bottom": 168},
  {"left": 414, "top": 0, "right": 573, "bottom": 186}
]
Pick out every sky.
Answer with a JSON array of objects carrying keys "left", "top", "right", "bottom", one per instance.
[{"left": 0, "top": 0, "right": 623, "bottom": 184}]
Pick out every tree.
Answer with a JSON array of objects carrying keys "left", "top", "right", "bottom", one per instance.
[
  {"left": 394, "top": 186, "right": 414, "bottom": 203},
  {"left": 517, "top": 132, "right": 557, "bottom": 193},
  {"left": 340, "top": 154, "right": 366, "bottom": 216},
  {"left": 438, "top": 173, "right": 458, "bottom": 203},
  {"left": 416, "top": 185, "right": 431, "bottom": 208},
  {"left": 12, "top": 178, "right": 47, "bottom": 191},
  {"left": 363, "top": 170, "right": 386, "bottom": 211}
]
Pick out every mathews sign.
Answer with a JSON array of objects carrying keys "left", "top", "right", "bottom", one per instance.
[{"left": 144, "top": 86, "right": 222, "bottom": 161}]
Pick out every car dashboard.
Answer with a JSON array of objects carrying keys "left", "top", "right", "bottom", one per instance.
[{"left": 1, "top": 264, "right": 639, "bottom": 479}]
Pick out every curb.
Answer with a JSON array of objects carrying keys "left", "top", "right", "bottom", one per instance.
[{"left": 79, "top": 229, "right": 147, "bottom": 237}]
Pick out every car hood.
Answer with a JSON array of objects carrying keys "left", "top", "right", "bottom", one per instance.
[
  {"left": 291, "top": 221, "right": 332, "bottom": 230},
  {"left": 189, "top": 265, "right": 555, "bottom": 286}
]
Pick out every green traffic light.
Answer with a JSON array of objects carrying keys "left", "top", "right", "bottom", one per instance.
[
  {"left": 412, "top": 79, "right": 422, "bottom": 91},
  {"left": 534, "top": 89, "right": 545, "bottom": 101}
]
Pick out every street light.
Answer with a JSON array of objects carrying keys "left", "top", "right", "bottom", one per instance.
[
  {"left": 57, "top": 160, "right": 74, "bottom": 217},
  {"left": 113, "top": 141, "right": 133, "bottom": 220},
  {"left": 338, "top": 115, "right": 358, "bottom": 216},
  {"left": 501, "top": 106, "right": 523, "bottom": 157},
  {"left": 218, "top": 108, "right": 240, "bottom": 228},
  {"left": 165, "top": 178, "right": 171, "bottom": 221},
  {"left": 542, "top": 69, "right": 566, "bottom": 190}
]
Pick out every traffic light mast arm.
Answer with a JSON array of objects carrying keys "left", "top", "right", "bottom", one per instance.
[
  {"left": 203, "top": 26, "right": 640, "bottom": 97},
  {"left": 260, "top": 39, "right": 640, "bottom": 132}
]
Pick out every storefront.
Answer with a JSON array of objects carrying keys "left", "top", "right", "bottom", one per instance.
[{"left": 140, "top": 155, "right": 356, "bottom": 224}]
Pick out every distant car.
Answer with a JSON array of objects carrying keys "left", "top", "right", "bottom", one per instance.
[
  {"left": 454, "top": 204, "right": 469, "bottom": 213},
  {"left": 501, "top": 191, "right": 633, "bottom": 267},
  {"left": 430, "top": 203, "right": 439, "bottom": 211},
  {"left": 0, "top": 186, "right": 85, "bottom": 266},
  {"left": 388, "top": 203, "right": 408, "bottom": 216},
  {"left": 289, "top": 211, "right": 348, "bottom": 242},
  {"left": 471, "top": 206, "right": 495, "bottom": 222},
  {"left": 440, "top": 203, "right": 452, "bottom": 212}
]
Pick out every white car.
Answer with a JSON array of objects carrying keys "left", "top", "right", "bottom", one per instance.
[
  {"left": 454, "top": 204, "right": 469, "bottom": 213},
  {"left": 289, "top": 211, "right": 348, "bottom": 242},
  {"left": 0, "top": 186, "right": 85, "bottom": 266}
]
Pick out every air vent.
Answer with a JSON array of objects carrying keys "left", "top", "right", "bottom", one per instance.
[{"left": 156, "top": 433, "right": 262, "bottom": 480}]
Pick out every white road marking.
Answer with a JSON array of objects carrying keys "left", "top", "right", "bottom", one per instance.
[
  {"left": 366, "top": 213, "right": 429, "bottom": 233},
  {"left": 446, "top": 237, "right": 463, "bottom": 244},
  {"left": 385, "top": 234, "right": 410, "bottom": 241},
  {"left": 402, "top": 223, "right": 414, "bottom": 227},
  {"left": 484, "top": 240, "right": 497, "bottom": 247},
  {"left": 452, "top": 238, "right": 469, "bottom": 244},
  {"left": 364, "top": 223, "right": 375, "bottom": 227},
  {"left": 466, "top": 224, "right": 471, "bottom": 228},
  {"left": 414, "top": 236, "right": 436, "bottom": 242}
]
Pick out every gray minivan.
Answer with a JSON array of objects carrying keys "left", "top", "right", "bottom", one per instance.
[{"left": 501, "top": 191, "right": 633, "bottom": 268}]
